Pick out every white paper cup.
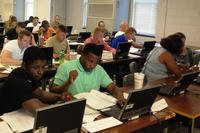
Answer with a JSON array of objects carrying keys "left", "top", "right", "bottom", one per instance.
[
  {"left": 134, "top": 73, "right": 145, "bottom": 89},
  {"left": 70, "top": 52, "right": 78, "bottom": 60}
]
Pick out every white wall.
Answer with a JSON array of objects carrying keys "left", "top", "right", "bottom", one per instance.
[
  {"left": 65, "top": 0, "right": 83, "bottom": 33},
  {"left": 0, "top": 0, "right": 13, "bottom": 21},
  {"left": 135, "top": 0, "right": 200, "bottom": 48},
  {"left": 34, "top": 0, "right": 51, "bottom": 22}
]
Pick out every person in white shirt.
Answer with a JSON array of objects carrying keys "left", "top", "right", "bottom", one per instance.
[
  {"left": 26, "top": 17, "right": 41, "bottom": 33},
  {"left": 114, "top": 22, "right": 129, "bottom": 38},
  {"left": 0, "top": 30, "right": 31, "bottom": 66}
]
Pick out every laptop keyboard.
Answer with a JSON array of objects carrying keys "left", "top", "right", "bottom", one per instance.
[
  {"left": 103, "top": 105, "right": 122, "bottom": 118},
  {"left": 122, "top": 106, "right": 149, "bottom": 120}
]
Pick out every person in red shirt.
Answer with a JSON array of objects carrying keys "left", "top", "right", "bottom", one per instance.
[{"left": 84, "top": 27, "right": 116, "bottom": 53}]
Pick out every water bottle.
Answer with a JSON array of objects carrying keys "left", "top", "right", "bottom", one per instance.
[
  {"left": 59, "top": 51, "right": 65, "bottom": 64},
  {"left": 113, "top": 74, "right": 117, "bottom": 84}
]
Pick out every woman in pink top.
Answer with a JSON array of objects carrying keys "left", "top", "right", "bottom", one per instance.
[{"left": 84, "top": 27, "right": 116, "bottom": 53}]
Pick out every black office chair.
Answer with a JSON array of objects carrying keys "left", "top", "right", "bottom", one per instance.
[
  {"left": 0, "top": 27, "right": 4, "bottom": 34},
  {"left": 0, "top": 34, "right": 5, "bottom": 49}
]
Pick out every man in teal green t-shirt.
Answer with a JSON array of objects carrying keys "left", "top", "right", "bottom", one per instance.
[{"left": 51, "top": 43, "right": 125, "bottom": 105}]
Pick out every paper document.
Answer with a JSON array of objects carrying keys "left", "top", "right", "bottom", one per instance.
[
  {"left": 128, "top": 54, "right": 141, "bottom": 58},
  {"left": 102, "top": 50, "right": 113, "bottom": 60},
  {"left": 0, "top": 109, "right": 34, "bottom": 132},
  {"left": 82, "top": 117, "right": 122, "bottom": 133},
  {"left": 0, "top": 121, "right": 13, "bottom": 133},
  {"left": 75, "top": 90, "right": 117, "bottom": 110},
  {"left": 83, "top": 106, "right": 101, "bottom": 123},
  {"left": 151, "top": 98, "right": 168, "bottom": 112}
]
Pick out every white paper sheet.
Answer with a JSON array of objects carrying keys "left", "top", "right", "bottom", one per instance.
[
  {"left": 0, "top": 109, "right": 34, "bottom": 132},
  {"left": 82, "top": 117, "right": 122, "bottom": 133},
  {"left": 0, "top": 121, "right": 13, "bottom": 133}
]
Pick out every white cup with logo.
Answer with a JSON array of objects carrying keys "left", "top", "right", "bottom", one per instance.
[{"left": 134, "top": 73, "right": 145, "bottom": 89}]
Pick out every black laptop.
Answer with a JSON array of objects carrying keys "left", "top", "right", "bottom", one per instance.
[
  {"left": 131, "top": 41, "right": 156, "bottom": 56},
  {"left": 159, "top": 70, "right": 200, "bottom": 96},
  {"left": 33, "top": 99, "right": 86, "bottom": 133},
  {"left": 0, "top": 22, "right": 4, "bottom": 27},
  {"left": 114, "top": 42, "right": 131, "bottom": 59},
  {"left": 66, "top": 26, "right": 73, "bottom": 38},
  {"left": 101, "top": 85, "right": 161, "bottom": 122},
  {"left": 25, "top": 27, "right": 33, "bottom": 33},
  {"left": 41, "top": 47, "right": 53, "bottom": 68},
  {"left": 77, "top": 32, "right": 91, "bottom": 43},
  {"left": 0, "top": 34, "right": 5, "bottom": 49},
  {"left": 0, "top": 27, "right": 4, "bottom": 34}
]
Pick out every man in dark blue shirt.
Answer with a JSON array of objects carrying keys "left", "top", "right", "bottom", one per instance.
[{"left": 111, "top": 27, "right": 142, "bottom": 49}]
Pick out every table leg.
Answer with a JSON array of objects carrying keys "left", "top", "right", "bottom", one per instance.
[
  {"left": 163, "top": 127, "right": 168, "bottom": 133},
  {"left": 189, "top": 118, "right": 195, "bottom": 133}
]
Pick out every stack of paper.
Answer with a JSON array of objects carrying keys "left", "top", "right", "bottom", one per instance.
[
  {"left": 0, "top": 109, "right": 34, "bottom": 132},
  {"left": 82, "top": 117, "right": 122, "bottom": 133},
  {"left": 0, "top": 121, "right": 13, "bottom": 133},
  {"left": 75, "top": 90, "right": 117, "bottom": 110}
]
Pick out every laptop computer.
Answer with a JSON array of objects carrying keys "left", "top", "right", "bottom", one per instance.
[
  {"left": 33, "top": 33, "right": 39, "bottom": 44},
  {"left": 114, "top": 42, "right": 131, "bottom": 59},
  {"left": 25, "top": 27, "right": 33, "bottom": 33},
  {"left": 77, "top": 32, "right": 91, "bottom": 43},
  {"left": 101, "top": 85, "right": 161, "bottom": 122},
  {"left": 131, "top": 41, "right": 156, "bottom": 56},
  {"left": 41, "top": 47, "right": 53, "bottom": 68},
  {"left": 33, "top": 99, "right": 86, "bottom": 133},
  {"left": 97, "top": 44, "right": 104, "bottom": 59},
  {"left": 0, "top": 22, "right": 4, "bottom": 27},
  {"left": 159, "top": 70, "right": 200, "bottom": 96},
  {"left": 0, "top": 34, "right": 5, "bottom": 49},
  {"left": 66, "top": 26, "right": 73, "bottom": 38},
  {"left": 0, "top": 27, "right": 4, "bottom": 34}
]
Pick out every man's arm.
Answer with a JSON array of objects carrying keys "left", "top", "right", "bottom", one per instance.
[
  {"left": 22, "top": 98, "right": 46, "bottom": 116},
  {"left": 131, "top": 41, "right": 143, "bottom": 48},
  {"left": 106, "top": 83, "right": 126, "bottom": 106},
  {"left": 0, "top": 50, "right": 22, "bottom": 66},
  {"left": 50, "top": 70, "right": 78, "bottom": 93}
]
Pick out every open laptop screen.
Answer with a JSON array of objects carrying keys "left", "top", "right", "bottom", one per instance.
[{"left": 33, "top": 99, "right": 86, "bottom": 133}]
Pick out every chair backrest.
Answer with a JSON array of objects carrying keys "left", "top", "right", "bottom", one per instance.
[
  {"left": 129, "top": 61, "right": 140, "bottom": 73},
  {"left": 123, "top": 73, "right": 134, "bottom": 87},
  {"left": 194, "top": 53, "right": 200, "bottom": 66}
]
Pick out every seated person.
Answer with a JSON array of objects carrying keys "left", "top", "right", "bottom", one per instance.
[
  {"left": 142, "top": 34, "right": 189, "bottom": 81},
  {"left": 39, "top": 20, "right": 55, "bottom": 41},
  {"left": 4, "top": 15, "right": 17, "bottom": 33},
  {"left": 84, "top": 27, "right": 116, "bottom": 53},
  {"left": 46, "top": 24, "right": 70, "bottom": 59},
  {"left": 6, "top": 22, "right": 26, "bottom": 40},
  {"left": 98, "top": 21, "right": 111, "bottom": 41},
  {"left": 51, "top": 15, "right": 61, "bottom": 30},
  {"left": 111, "top": 27, "right": 142, "bottom": 49},
  {"left": 51, "top": 44, "right": 125, "bottom": 105},
  {"left": 26, "top": 16, "right": 41, "bottom": 33},
  {"left": 0, "top": 30, "right": 32, "bottom": 66},
  {"left": 114, "top": 21, "right": 129, "bottom": 38},
  {"left": 0, "top": 46, "right": 70, "bottom": 115},
  {"left": 173, "top": 32, "right": 194, "bottom": 67}
]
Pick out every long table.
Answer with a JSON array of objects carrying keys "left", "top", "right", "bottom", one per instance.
[
  {"left": 0, "top": 55, "right": 144, "bottom": 86},
  {"left": 142, "top": 76, "right": 200, "bottom": 133}
]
